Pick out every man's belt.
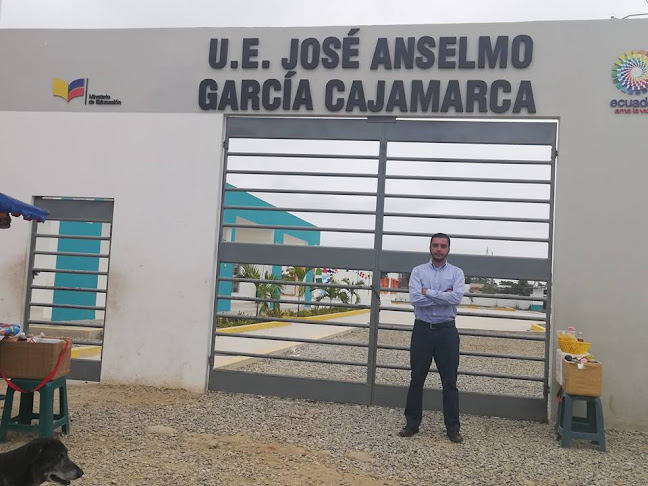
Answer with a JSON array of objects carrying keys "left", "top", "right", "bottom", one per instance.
[{"left": 414, "top": 319, "right": 456, "bottom": 329}]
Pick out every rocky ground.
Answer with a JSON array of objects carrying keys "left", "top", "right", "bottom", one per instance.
[{"left": 0, "top": 382, "right": 646, "bottom": 485}]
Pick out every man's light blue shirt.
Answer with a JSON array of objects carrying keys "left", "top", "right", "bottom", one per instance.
[{"left": 409, "top": 260, "right": 465, "bottom": 324}]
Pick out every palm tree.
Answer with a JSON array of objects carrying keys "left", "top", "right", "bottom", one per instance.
[
  {"left": 343, "top": 277, "right": 364, "bottom": 305},
  {"left": 258, "top": 271, "right": 283, "bottom": 317},
  {"left": 315, "top": 277, "right": 350, "bottom": 306},
  {"left": 286, "top": 266, "right": 309, "bottom": 313},
  {"left": 237, "top": 264, "right": 261, "bottom": 315}
]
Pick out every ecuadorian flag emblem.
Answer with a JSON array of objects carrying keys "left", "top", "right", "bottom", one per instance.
[{"left": 53, "top": 78, "right": 86, "bottom": 102}]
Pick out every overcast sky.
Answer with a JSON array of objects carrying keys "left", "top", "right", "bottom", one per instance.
[{"left": 0, "top": 0, "right": 647, "bottom": 28}]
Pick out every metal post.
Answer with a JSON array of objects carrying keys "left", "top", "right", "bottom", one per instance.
[{"left": 367, "top": 120, "right": 392, "bottom": 403}]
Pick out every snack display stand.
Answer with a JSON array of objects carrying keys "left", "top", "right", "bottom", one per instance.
[{"left": 555, "top": 331, "right": 606, "bottom": 451}]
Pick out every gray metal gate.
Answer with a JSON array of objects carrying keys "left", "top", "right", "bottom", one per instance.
[
  {"left": 210, "top": 117, "right": 556, "bottom": 421},
  {"left": 24, "top": 197, "right": 114, "bottom": 382}
]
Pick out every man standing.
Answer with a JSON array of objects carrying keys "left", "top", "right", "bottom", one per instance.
[{"left": 399, "top": 233, "right": 465, "bottom": 443}]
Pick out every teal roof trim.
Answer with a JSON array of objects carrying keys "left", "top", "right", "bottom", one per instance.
[{"left": 224, "top": 184, "right": 320, "bottom": 245}]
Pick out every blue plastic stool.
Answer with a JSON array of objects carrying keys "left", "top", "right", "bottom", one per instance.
[
  {"left": 0, "top": 376, "right": 69, "bottom": 442},
  {"left": 556, "top": 389, "right": 606, "bottom": 451}
]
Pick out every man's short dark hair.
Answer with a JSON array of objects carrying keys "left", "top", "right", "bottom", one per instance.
[{"left": 430, "top": 233, "right": 450, "bottom": 246}]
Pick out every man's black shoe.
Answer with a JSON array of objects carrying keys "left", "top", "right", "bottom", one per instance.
[
  {"left": 447, "top": 430, "right": 463, "bottom": 443},
  {"left": 398, "top": 426, "right": 419, "bottom": 437}
]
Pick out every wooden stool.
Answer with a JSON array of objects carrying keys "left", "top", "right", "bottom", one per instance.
[
  {"left": 556, "top": 389, "right": 606, "bottom": 451},
  {"left": 0, "top": 376, "right": 69, "bottom": 442}
]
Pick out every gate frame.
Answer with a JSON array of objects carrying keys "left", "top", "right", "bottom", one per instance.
[
  {"left": 23, "top": 197, "right": 114, "bottom": 382},
  {"left": 209, "top": 116, "right": 557, "bottom": 422}
]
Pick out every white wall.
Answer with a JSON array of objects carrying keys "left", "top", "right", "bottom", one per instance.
[{"left": 0, "top": 111, "right": 224, "bottom": 392}]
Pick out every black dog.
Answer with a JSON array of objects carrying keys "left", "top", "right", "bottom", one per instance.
[{"left": 0, "top": 438, "right": 83, "bottom": 485}]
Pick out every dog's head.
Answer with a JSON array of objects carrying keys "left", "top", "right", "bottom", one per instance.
[{"left": 26, "top": 439, "right": 83, "bottom": 485}]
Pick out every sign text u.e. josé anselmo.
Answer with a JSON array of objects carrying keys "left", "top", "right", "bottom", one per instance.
[{"left": 199, "top": 32, "right": 536, "bottom": 114}]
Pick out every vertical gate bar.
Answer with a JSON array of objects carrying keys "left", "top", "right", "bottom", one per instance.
[
  {"left": 367, "top": 122, "right": 390, "bottom": 404},
  {"left": 210, "top": 130, "right": 231, "bottom": 365},
  {"left": 97, "top": 216, "right": 114, "bottom": 370},
  {"left": 543, "top": 136, "right": 558, "bottom": 403},
  {"left": 22, "top": 219, "right": 39, "bottom": 333}
]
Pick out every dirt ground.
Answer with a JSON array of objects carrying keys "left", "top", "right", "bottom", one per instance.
[{"left": 0, "top": 383, "right": 397, "bottom": 486}]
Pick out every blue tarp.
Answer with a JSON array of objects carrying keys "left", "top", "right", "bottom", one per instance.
[{"left": 0, "top": 193, "right": 49, "bottom": 222}]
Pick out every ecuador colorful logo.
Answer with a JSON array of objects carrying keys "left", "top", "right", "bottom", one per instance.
[
  {"left": 612, "top": 51, "right": 648, "bottom": 95},
  {"left": 53, "top": 78, "right": 86, "bottom": 102}
]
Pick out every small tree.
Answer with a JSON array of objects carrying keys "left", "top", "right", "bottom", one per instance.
[
  {"left": 315, "top": 277, "right": 350, "bottom": 306},
  {"left": 342, "top": 277, "right": 363, "bottom": 305},
  {"left": 286, "top": 266, "right": 309, "bottom": 313},
  {"left": 238, "top": 264, "right": 261, "bottom": 315},
  {"left": 315, "top": 277, "right": 339, "bottom": 304},
  {"left": 257, "top": 272, "right": 283, "bottom": 317}
]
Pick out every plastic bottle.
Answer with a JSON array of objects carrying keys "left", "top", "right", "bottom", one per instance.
[
  {"left": 577, "top": 332, "right": 584, "bottom": 342},
  {"left": 567, "top": 326, "right": 576, "bottom": 338}
]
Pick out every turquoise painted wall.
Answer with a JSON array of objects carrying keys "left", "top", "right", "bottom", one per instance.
[{"left": 52, "top": 221, "right": 101, "bottom": 321}]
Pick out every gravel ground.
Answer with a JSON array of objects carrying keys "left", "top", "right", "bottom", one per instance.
[
  {"left": 240, "top": 328, "right": 546, "bottom": 397},
  {"left": 0, "top": 383, "right": 646, "bottom": 485}
]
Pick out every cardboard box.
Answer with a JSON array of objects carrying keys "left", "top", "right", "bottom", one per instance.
[
  {"left": 563, "top": 360, "right": 602, "bottom": 397},
  {"left": 0, "top": 337, "right": 71, "bottom": 380}
]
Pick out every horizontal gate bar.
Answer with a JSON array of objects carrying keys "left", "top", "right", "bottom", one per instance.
[
  {"left": 379, "top": 251, "right": 551, "bottom": 280},
  {"left": 387, "top": 120, "right": 557, "bottom": 145},
  {"left": 386, "top": 155, "right": 552, "bottom": 165},
  {"left": 69, "top": 360, "right": 101, "bottom": 382},
  {"left": 383, "top": 212, "right": 550, "bottom": 224},
  {"left": 28, "top": 319, "right": 104, "bottom": 329},
  {"left": 383, "top": 287, "right": 549, "bottom": 302},
  {"left": 35, "top": 234, "right": 111, "bottom": 241},
  {"left": 227, "top": 169, "right": 378, "bottom": 178},
  {"left": 30, "top": 285, "right": 107, "bottom": 293},
  {"left": 70, "top": 339, "right": 102, "bottom": 346},
  {"left": 212, "top": 349, "right": 366, "bottom": 367},
  {"left": 46, "top": 218, "right": 112, "bottom": 224},
  {"left": 219, "top": 295, "right": 370, "bottom": 310},
  {"left": 210, "top": 369, "right": 371, "bottom": 405},
  {"left": 219, "top": 277, "right": 371, "bottom": 291},
  {"left": 459, "top": 330, "right": 545, "bottom": 341},
  {"left": 227, "top": 117, "right": 385, "bottom": 141},
  {"left": 376, "top": 362, "right": 544, "bottom": 382},
  {"left": 229, "top": 151, "right": 378, "bottom": 160},
  {"left": 219, "top": 242, "right": 376, "bottom": 270},
  {"left": 377, "top": 324, "right": 546, "bottom": 341},
  {"left": 379, "top": 306, "right": 546, "bottom": 321},
  {"left": 377, "top": 344, "right": 545, "bottom": 361},
  {"left": 33, "top": 197, "right": 114, "bottom": 223},
  {"left": 386, "top": 174, "right": 550, "bottom": 184},
  {"left": 385, "top": 193, "right": 549, "bottom": 204},
  {"left": 34, "top": 251, "right": 110, "bottom": 258},
  {"left": 225, "top": 206, "right": 376, "bottom": 216},
  {"left": 223, "top": 223, "right": 374, "bottom": 234},
  {"left": 457, "top": 311, "right": 546, "bottom": 321},
  {"left": 226, "top": 187, "right": 377, "bottom": 197},
  {"left": 215, "top": 313, "right": 369, "bottom": 329},
  {"left": 31, "top": 268, "right": 108, "bottom": 276},
  {"left": 383, "top": 230, "right": 548, "bottom": 243},
  {"left": 372, "top": 384, "right": 547, "bottom": 421},
  {"left": 214, "top": 331, "right": 368, "bottom": 348},
  {"left": 29, "top": 302, "right": 105, "bottom": 311}
]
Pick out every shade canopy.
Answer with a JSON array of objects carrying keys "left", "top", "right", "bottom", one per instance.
[{"left": 0, "top": 193, "right": 49, "bottom": 223}]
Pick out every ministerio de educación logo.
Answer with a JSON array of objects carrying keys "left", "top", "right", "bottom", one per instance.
[
  {"left": 610, "top": 50, "right": 648, "bottom": 114},
  {"left": 52, "top": 78, "right": 122, "bottom": 106}
]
